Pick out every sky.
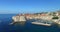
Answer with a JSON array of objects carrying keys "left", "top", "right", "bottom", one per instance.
[{"left": 0, "top": 0, "right": 60, "bottom": 14}]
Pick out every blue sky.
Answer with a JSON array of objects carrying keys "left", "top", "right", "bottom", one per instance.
[{"left": 0, "top": 0, "right": 60, "bottom": 14}]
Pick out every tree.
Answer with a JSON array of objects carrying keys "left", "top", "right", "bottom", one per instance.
[{"left": 52, "top": 16, "right": 59, "bottom": 19}]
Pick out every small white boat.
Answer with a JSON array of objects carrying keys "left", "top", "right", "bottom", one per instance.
[{"left": 32, "top": 22, "right": 51, "bottom": 26}]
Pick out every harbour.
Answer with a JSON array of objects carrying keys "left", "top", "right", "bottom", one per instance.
[
  {"left": 0, "top": 14, "right": 60, "bottom": 32},
  {"left": 0, "top": 0, "right": 60, "bottom": 32},
  {"left": 11, "top": 11, "right": 60, "bottom": 26}
]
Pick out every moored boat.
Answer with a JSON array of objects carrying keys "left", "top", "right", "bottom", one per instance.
[
  {"left": 32, "top": 22, "right": 51, "bottom": 26},
  {"left": 31, "top": 20, "right": 53, "bottom": 26}
]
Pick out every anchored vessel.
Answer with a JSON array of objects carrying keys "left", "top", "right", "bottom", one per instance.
[
  {"left": 32, "top": 22, "right": 51, "bottom": 26},
  {"left": 32, "top": 20, "right": 53, "bottom": 26}
]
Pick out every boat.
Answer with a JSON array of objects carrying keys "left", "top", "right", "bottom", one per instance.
[
  {"left": 31, "top": 20, "right": 53, "bottom": 26},
  {"left": 32, "top": 22, "right": 51, "bottom": 26}
]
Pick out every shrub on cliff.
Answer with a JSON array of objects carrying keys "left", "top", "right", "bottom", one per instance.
[{"left": 52, "top": 16, "right": 59, "bottom": 19}]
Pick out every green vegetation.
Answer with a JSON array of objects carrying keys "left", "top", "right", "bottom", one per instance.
[
  {"left": 49, "top": 12, "right": 56, "bottom": 16},
  {"left": 52, "top": 16, "right": 59, "bottom": 19}
]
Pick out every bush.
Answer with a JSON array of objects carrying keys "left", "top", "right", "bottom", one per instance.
[{"left": 52, "top": 16, "right": 59, "bottom": 19}]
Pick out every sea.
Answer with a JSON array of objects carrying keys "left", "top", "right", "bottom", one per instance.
[{"left": 0, "top": 14, "right": 60, "bottom": 32}]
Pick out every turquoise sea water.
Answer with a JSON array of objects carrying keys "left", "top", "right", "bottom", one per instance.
[{"left": 0, "top": 14, "right": 60, "bottom": 32}]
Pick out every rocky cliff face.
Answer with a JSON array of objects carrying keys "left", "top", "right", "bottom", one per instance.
[{"left": 12, "top": 15, "right": 26, "bottom": 22}]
